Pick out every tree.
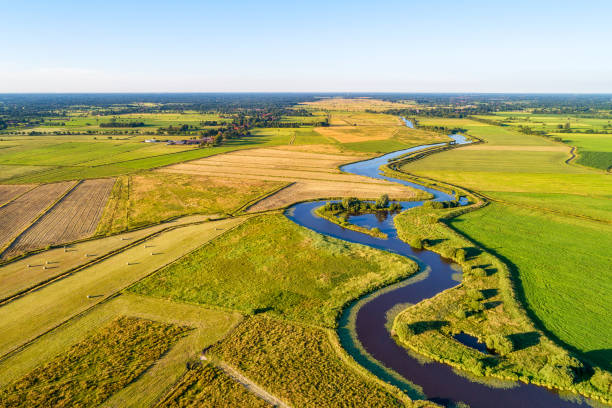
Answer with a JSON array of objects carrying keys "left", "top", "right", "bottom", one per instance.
[{"left": 375, "top": 194, "right": 389, "bottom": 209}]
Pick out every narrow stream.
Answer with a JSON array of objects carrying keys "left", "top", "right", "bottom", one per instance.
[{"left": 284, "top": 134, "right": 592, "bottom": 407}]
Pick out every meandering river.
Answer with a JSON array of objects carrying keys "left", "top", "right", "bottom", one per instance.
[{"left": 285, "top": 134, "right": 591, "bottom": 407}]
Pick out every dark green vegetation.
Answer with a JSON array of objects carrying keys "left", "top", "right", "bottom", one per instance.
[
  {"left": 0, "top": 317, "right": 189, "bottom": 408},
  {"left": 209, "top": 316, "right": 416, "bottom": 407},
  {"left": 131, "top": 214, "right": 417, "bottom": 327},
  {"left": 158, "top": 363, "right": 269, "bottom": 408}
]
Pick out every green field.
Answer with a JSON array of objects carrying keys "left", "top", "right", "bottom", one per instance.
[
  {"left": 131, "top": 214, "right": 417, "bottom": 327},
  {"left": 449, "top": 203, "right": 612, "bottom": 369}
]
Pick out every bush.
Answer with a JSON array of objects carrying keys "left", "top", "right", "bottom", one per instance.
[
  {"left": 485, "top": 334, "right": 514, "bottom": 355},
  {"left": 454, "top": 248, "right": 466, "bottom": 263},
  {"left": 470, "top": 267, "right": 487, "bottom": 278},
  {"left": 590, "top": 370, "right": 612, "bottom": 393},
  {"left": 408, "top": 237, "right": 423, "bottom": 249},
  {"left": 394, "top": 322, "right": 416, "bottom": 339}
]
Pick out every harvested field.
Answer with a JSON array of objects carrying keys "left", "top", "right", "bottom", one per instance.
[
  {"left": 0, "top": 214, "right": 214, "bottom": 302},
  {"left": 0, "top": 185, "right": 34, "bottom": 207},
  {"left": 0, "top": 182, "right": 76, "bottom": 254},
  {"left": 315, "top": 125, "right": 400, "bottom": 143},
  {"left": 161, "top": 148, "right": 420, "bottom": 207},
  {"left": 248, "top": 181, "right": 423, "bottom": 212},
  {"left": 3, "top": 179, "right": 115, "bottom": 259}
]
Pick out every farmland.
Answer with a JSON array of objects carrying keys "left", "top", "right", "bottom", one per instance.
[
  {"left": 162, "top": 148, "right": 425, "bottom": 211},
  {"left": 1, "top": 94, "right": 611, "bottom": 407},
  {"left": 0, "top": 181, "right": 76, "bottom": 254},
  {"left": 3, "top": 178, "right": 115, "bottom": 259},
  {"left": 96, "top": 172, "right": 283, "bottom": 234},
  {"left": 0, "top": 217, "right": 245, "bottom": 357}
]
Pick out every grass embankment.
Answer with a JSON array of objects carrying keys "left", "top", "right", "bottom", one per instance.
[
  {"left": 96, "top": 172, "right": 282, "bottom": 234},
  {"left": 131, "top": 214, "right": 417, "bottom": 327},
  {"left": 157, "top": 363, "right": 270, "bottom": 408},
  {"left": 391, "top": 204, "right": 612, "bottom": 404},
  {"left": 0, "top": 316, "right": 189, "bottom": 408},
  {"left": 208, "top": 316, "right": 429, "bottom": 408}
]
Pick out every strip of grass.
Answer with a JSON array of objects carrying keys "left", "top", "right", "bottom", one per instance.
[
  {"left": 130, "top": 214, "right": 417, "bottom": 327},
  {"left": 208, "top": 316, "right": 418, "bottom": 407},
  {"left": 158, "top": 363, "right": 269, "bottom": 408},
  {"left": 0, "top": 316, "right": 189, "bottom": 408},
  {"left": 448, "top": 203, "right": 612, "bottom": 369}
]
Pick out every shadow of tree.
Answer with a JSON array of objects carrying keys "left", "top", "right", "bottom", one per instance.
[
  {"left": 584, "top": 349, "right": 612, "bottom": 372},
  {"left": 508, "top": 331, "right": 541, "bottom": 351},
  {"left": 409, "top": 320, "right": 448, "bottom": 334}
]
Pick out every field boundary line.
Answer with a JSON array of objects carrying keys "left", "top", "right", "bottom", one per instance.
[
  {"left": 0, "top": 216, "right": 248, "bottom": 363},
  {"left": 233, "top": 182, "right": 295, "bottom": 214},
  {"left": 0, "top": 180, "right": 80, "bottom": 258}
]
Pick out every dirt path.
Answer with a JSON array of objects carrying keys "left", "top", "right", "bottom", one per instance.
[{"left": 202, "top": 355, "right": 291, "bottom": 408}]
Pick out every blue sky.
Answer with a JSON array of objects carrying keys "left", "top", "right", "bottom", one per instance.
[{"left": 1, "top": 0, "right": 611, "bottom": 92}]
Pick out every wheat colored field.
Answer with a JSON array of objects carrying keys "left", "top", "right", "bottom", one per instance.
[
  {"left": 0, "top": 181, "right": 76, "bottom": 254},
  {"left": 161, "top": 148, "right": 422, "bottom": 210},
  {"left": 3, "top": 179, "right": 115, "bottom": 260},
  {"left": 0, "top": 185, "right": 34, "bottom": 207}
]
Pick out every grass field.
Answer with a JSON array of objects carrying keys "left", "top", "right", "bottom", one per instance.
[
  {"left": 0, "top": 293, "right": 243, "bottom": 408},
  {"left": 397, "top": 118, "right": 612, "bottom": 373},
  {"left": 0, "top": 217, "right": 245, "bottom": 357},
  {"left": 131, "top": 214, "right": 418, "bottom": 327},
  {"left": 96, "top": 172, "right": 283, "bottom": 234},
  {"left": 157, "top": 363, "right": 269, "bottom": 408},
  {"left": 208, "top": 316, "right": 414, "bottom": 407},
  {"left": 0, "top": 316, "right": 189, "bottom": 408},
  {"left": 3, "top": 178, "right": 115, "bottom": 259},
  {"left": 449, "top": 203, "right": 612, "bottom": 369}
]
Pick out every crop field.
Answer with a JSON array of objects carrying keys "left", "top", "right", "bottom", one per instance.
[
  {"left": 131, "top": 214, "right": 418, "bottom": 327},
  {"left": 0, "top": 293, "right": 243, "bottom": 408},
  {"left": 209, "top": 316, "right": 412, "bottom": 408},
  {"left": 0, "top": 316, "right": 189, "bottom": 408},
  {"left": 300, "top": 97, "right": 413, "bottom": 111},
  {"left": 0, "top": 181, "right": 76, "bottom": 254},
  {"left": 0, "top": 214, "right": 213, "bottom": 302},
  {"left": 247, "top": 180, "right": 425, "bottom": 212},
  {"left": 157, "top": 363, "right": 269, "bottom": 408},
  {"left": 3, "top": 178, "right": 115, "bottom": 259},
  {"left": 0, "top": 216, "right": 245, "bottom": 357},
  {"left": 449, "top": 203, "right": 612, "bottom": 369},
  {"left": 476, "top": 113, "right": 612, "bottom": 134},
  {"left": 0, "top": 184, "right": 33, "bottom": 207}
]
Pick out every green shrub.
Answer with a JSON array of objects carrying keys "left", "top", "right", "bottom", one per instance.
[
  {"left": 470, "top": 267, "right": 487, "bottom": 278},
  {"left": 408, "top": 237, "right": 423, "bottom": 249},
  {"left": 590, "top": 370, "right": 612, "bottom": 393},
  {"left": 485, "top": 334, "right": 514, "bottom": 355},
  {"left": 394, "top": 322, "right": 416, "bottom": 339},
  {"left": 454, "top": 248, "right": 466, "bottom": 263}
]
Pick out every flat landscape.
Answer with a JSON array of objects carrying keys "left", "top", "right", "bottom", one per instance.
[{"left": 0, "top": 94, "right": 610, "bottom": 408}]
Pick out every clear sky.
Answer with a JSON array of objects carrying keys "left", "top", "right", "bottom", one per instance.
[{"left": 1, "top": 0, "right": 611, "bottom": 93}]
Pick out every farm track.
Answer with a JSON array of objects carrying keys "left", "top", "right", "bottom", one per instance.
[
  {"left": 3, "top": 179, "right": 116, "bottom": 259},
  {"left": 0, "top": 181, "right": 77, "bottom": 257},
  {"left": 203, "top": 357, "right": 291, "bottom": 408}
]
